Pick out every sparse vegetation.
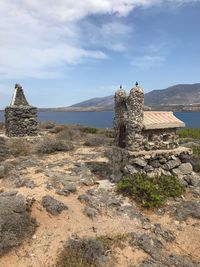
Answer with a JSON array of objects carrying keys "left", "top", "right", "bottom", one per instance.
[
  {"left": 36, "top": 137, "right": 73, "bottom": 154},
  {"left": 193, "top": 145, "right": 200, "bottom": 157},
  {"left": 83, "top": 127, "right": 99, "bottom": 134},
  {"left": 84, "top": 134, "right": 110, "bottom": 147},
  {"left": 117, "top": 173, "right": 185, "bottom": 208},
  {"left": 39, "top": 121, "right": 56, "bottom": 130},
  {"left": 8, "top": 139, "right": 32, "bottom": 156},
  {"left": 178, "top": 128, "right": 200, "bottom": 140},
  {"left": 56, "top": 237, "right": 105, "bottom": 267},
  {"left": 57, "top": 125, "right": 85, "bottom": 141}
]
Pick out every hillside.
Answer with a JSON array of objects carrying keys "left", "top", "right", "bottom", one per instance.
[{"left": 69, "top": 83, "right": 200, "bottom": 111}]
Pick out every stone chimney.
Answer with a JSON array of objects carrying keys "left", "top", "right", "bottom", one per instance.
[
  {"left": 114, "top": 86, "right": 127, "bottom": 148},
  {"left": 126, "top": 84, "right": 144, "bottom": 151},
  {"left": 5, "top": 84, "right": 38, "bottom": 137}
]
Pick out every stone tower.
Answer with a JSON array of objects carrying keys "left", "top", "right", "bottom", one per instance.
[
  {"left": 5, "top": 84, "right": 38, "bottom": 137},
  {"left": 126, "top": 85, "right": 144, "bottom": 151},
  {"left": 114, "top": 84, "right": 144, "bottom": 151}
]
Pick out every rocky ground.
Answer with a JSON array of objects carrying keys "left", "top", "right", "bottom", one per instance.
[{"left": 0, "top": 124, "right": 200, "bottom": 267}]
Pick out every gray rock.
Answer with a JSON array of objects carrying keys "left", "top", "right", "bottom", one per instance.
[
  {"left": 0, "top": 165, "right": 6, "bottom": 178},
  {"left": 133, "top": 158, "right": 147, "bottom": 167},
  {"left": 41, "top": 195, "right": 68, "bottom": 215},
  {"left": 150, "top": 160, "right": 161, "bottom": 168},
  {"left": 175, "top": 201, "right": 200, "bottom": 220},
  {"left": 183, "top": 174, "right": 200, "bottom": 187},
  {"left": 63, "top": 183, "right": 77, "bottom": 193},
  {"left": 78, "top": 194, "right": 90, "bottom": 203},
  {"left": 84, "top": 206, "right": 97, "bottom": 219},
  {"left": 136, "top": 234, "right": 163, "bottom": 259},
  {"left": 163, "top": 254, "right": 200, "bottom": 267},
  {"left": 56, "top": 189, "right": 70, "bottom": 196},
  {"left": 154, "top": 224, "right": 175, "bottom": 243},
  {"left": 163, "top": 159, "right": 181, "bottom": 171},
  {"left": 124, "top": 164, "right": 138, "bottom": 175},
  {"left": 172, "top": 163, "right": 193, "bottom": 176}
]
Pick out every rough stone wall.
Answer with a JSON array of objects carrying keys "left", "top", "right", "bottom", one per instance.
[
  {"left": 111, "top": 146, "right": 195, "bottom": 183},
  {"left": 141, "top": 129, "right": 179, "bottom": 151},
  {"left": 126, "top": 86, "right": 144, "bottom": 151},
  {"left": 114, "top": 88, "right": 127, "bottom": 148},
  {"left": 5, "top": 106, "right": 38, "bottom": 137},
  {"left": 5, "top": 84, "right": 38, "bottom": 137}
]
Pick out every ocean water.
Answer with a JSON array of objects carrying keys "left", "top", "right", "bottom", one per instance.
[{"left": 0, "top": 111, "right": 199, "bottom": 128}]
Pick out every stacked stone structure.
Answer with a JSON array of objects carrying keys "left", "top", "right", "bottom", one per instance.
[
  {"left": 5, "top": 84, "right": 38, "bottom": 137},
  {"left": 111, "top": 84, "right": 196, "bottom": 182}
]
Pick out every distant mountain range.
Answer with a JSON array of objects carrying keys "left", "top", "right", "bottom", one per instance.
[{"left": 68, "top": 83, "right": 200, "bottom": 111}]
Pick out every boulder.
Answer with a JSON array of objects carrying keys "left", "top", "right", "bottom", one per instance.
[
  {"left": 172, "top": 163, "right": 193, "bottom": 177},
  {"left": 163, "top": 159, "right": 181, "bottom": 171}
]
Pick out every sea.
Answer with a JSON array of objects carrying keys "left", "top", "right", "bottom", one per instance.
[{"left": 0, "top": 111, "right": 199, "bottom": 129}]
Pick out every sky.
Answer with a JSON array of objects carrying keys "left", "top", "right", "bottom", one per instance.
[{"left": 0, "top": 0, "right": 200, "bottom": 108}]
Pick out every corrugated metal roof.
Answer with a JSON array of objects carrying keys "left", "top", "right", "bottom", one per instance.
[{"left": 143, "top": 111, "right": 185, "bottom": 130}]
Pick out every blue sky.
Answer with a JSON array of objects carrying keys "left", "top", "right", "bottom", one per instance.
[{"left": 0, "top": 0, "right": 200, "bottom": 108}]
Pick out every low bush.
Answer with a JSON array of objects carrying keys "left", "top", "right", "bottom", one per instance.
[
  {"left": 39, "top": 121, "right": 56, "bottom": 130},
  {"left": 193, "top": 145, "right": 200, "bottom": 157},
  {"left": 49, "top": 125, "right": 67, "bottom": 134},
  {"left": 178, "top": 128, "right": 200, "bottom": 140},
  {"left": 56, "top": 237, "right": 105, "bottom": 267},
  {"left": 117, "top": 173, "right": 185, "bottom": 208},
  {"left": 84, "top": 135, "right": 107, "bottom": 147},
  {"left": 57, "top": 125, "right": 84, "bottom": 141},
  {"left": 36, "top": 137, "right": 73, "bottom": 154},
  {"left": 8, "top": 139, "right": 32, "bottom": 156},
  {"left": 82, "top": 127, "right": 99, "bottom": 134}
]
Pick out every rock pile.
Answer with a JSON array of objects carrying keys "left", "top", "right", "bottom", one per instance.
[{"left": 5, "top": 84, "right": 38, "bottom": 137}]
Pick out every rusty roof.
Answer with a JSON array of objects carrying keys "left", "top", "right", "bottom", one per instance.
[{"left": 143, "top": 111, "right": 185, "bottom": 130}]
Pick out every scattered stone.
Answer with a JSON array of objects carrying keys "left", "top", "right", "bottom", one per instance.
[
  {"left": 163, "top": 254, "right": 200, "bottom": 267},
  {"left": 135, "top": 234, "right": 163, "bottom": 260},
  {"left": 133, "top": 158, "right": 147, "bottom": 167},
  {"left": 0, "top": 165, "right": 6, "bottom": 178},
  {"left": 41, "top": 195, "right": 68, "bottom": 215},
  {"left": 175, "top": 201, "right": 200, "bottom": 220},
  {"left": 78, "top": 194, "right": 90, "bottom": 203},
  {"left": 154, "top": 224, "right": 175, "bottom": 243},
  {"left": 63, "top": 183, "right": 77, "bottom": 193},
  {"left": 80, "top": 177, "right": 95, "bottom": 186},
  {"left": 84, "top": 206, "right": 98, "bottom": 219},
  {"left": 56, "top": 189, "right": 70, "bottom": 197},
  {"left": 124, "top": 165, "right": 138, "bottom": 175}
]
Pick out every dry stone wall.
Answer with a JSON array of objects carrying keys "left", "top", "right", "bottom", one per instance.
[
  {"left": 5, "top": 84, "right": 38, "bottom": 137},
  {"left": 111, "top": 146, "right": 195, "bottom": 183}
]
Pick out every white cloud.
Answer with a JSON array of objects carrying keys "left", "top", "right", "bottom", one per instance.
[
  {"left": 0, "top": 0, "right": 199, "bottom": 79},
  {"left": 131, "top": 55, "right": 165, "bottom": 69}
]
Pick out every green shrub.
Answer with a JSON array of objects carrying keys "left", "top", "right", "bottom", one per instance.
[
  {"left": 117, "top": 173, "right": 185, "bottom": 208},
  {"left": 178, "top": 128, "right": 200, "bottom": 140},
  {"left": 193, "top": 146, "right": 200, "bottom": 157},
  {"left": 82, "top": 127, "right": 99, "bottom": 134},
  {"left": 36, "top": 137, "right": 73, "bottom": 154}
]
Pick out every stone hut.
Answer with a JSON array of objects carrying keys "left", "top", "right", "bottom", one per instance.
[
  {"left": 5, "top": 84, "right": 38, "bottom": 137},
  {"left": 111, "top": 84, "right": 194, "bottom": 181}
]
